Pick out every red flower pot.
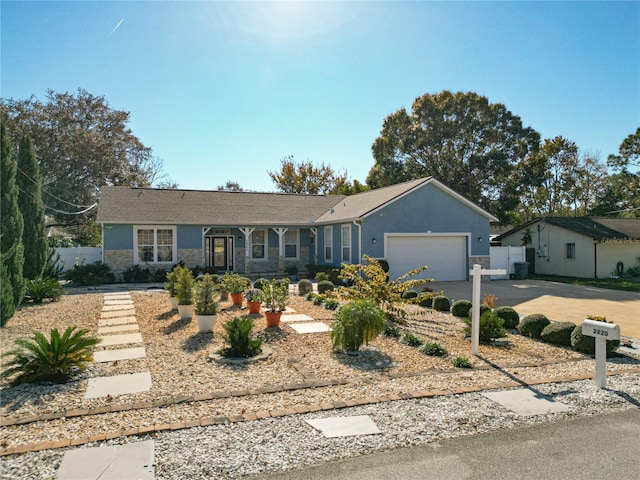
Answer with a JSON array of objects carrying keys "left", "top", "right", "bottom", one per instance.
[
  {"left": 247, "top": 301, "right": 261, "bottom": 314},
  {"left": 264, "top": 310, "right": 282, "bottom": 328},
  {"left": 230, "top": 293, "right": 243, "bottom": 306}
]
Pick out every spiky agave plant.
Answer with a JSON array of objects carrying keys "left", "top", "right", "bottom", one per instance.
[{"left": 1, "top": 326, "right": 100, "bottom": 386}]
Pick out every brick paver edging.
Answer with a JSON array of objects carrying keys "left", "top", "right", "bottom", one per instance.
[{"left": 2, "top": 367, "right": 639, "bottom": 457}]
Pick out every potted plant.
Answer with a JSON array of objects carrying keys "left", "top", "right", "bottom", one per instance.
[
  {"left": 244, "top": 288, "right": 262, "bottom": 314},
  {"left": 259, "top": 280, "right": 289, "bottom": 327},
  {"left": 164, "top": 268, "right": 178, "bottom": 310},
  {"left": 175, "top": 266, "right": 195, "bottom": 320},
  {"left": 224, "top": 273, "right": 248, "bottom": 306},
  {"left": 194, "top": 274, "right": 219, "bottom": 332}
]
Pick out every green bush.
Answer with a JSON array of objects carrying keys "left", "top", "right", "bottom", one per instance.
[
  {"left": 571, "top": 324, "right": 620, "bottom": 355},
  {"left": 451, "top": 299, "right": 472, "bottom": 318},
  {"left": 152, "top": 268, "right": 169, "bottom": 283},
  {"left": 63, "top": 261, "right": 114, "bottom": 286},
  {"left": 24, "top": 277, "right": 62, "bottom": 303},
  {"left": 324, "top": 299, "right": 340, "bottom": 310},
  {"left": 313, "top": 294, "right": 326, "bottom": 306},
  {"left": 432, "top": 295, "right": 450, "bottom": 312},
  {"left": 399, "top": 332, "right": 423, "bottom": 347},
  {"left": 419, "top": 341, "right": 448, "bottom": 356},
  {"left": 305, "top": 292, "right": 317, "bottom": 301},
  {"left": 315, "top": 272, "right": 329, "bottom": 282},
  {"left": 463, "top": 311, "right": 507, "bottom": 343},
  {"left": 122, "top": 265, "right": 151, "bottom": 283},
  {"left": 417, "top": 293, "right": 435, "bottom": 308},
  {"left": 253, "top": 278, "right": 270, "bottom": 290},
  {"left": 330, "top": 300, "right": 386, "bottom": 352},
  {"left": 220, "top": 316, "right": 262, "bottom": 358},
  {"left": 298, "top": 279, "right": 313, "bottom": 295},
  {"left": 317, "top": 280, "right": 335, "bottom": 294},
  {"left": 1, "top": 327, "right": 100, "bottom": 385},
  {"left": 540, "top": 321, "right": 576, "bottom": 346},
  {"left": 493, "top": 306, "right": 520, "bottom": 329},
  {"left": 377, "top": 259, "right": 390, "bottom": 273},
  {"left": 518, "top": 314, "right": 550, "bottom": 339},
  {"left": 452, "top": 356, "right": 472, "bottom": 368},
  {"left": 384, "top": 325, "right": 400, "bottom": 337},
  {"left": 402, "top": 289, "right": 418, "bottom": 300},
  {"left": 174, "top": 266, "right": 195, "bottom": 305}
]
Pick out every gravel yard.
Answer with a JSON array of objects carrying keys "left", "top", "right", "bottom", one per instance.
[{"left": 1, "top": 286, "right": 639, "bottom": 478}]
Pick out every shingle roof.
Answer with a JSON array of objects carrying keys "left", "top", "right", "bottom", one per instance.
[
  {"left": 496, "top": 217, "right": 640, "bottom": 241},
  {"left": 96, "top": 187, "right": 345, "bottom": 225}
]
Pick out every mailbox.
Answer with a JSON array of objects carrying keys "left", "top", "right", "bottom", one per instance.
[{"left": 582, "top": 320, "right": 621, "bottom": 341}]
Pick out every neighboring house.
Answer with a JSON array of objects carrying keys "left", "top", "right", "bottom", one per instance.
[
  {"left": 496, "top": 217, "right": 640, "bottom": 278},
  {"left": 96, "top": 177, "right": 498, "bottom": 281}
]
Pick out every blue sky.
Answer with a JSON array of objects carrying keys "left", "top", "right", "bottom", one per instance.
[{"left": 2, "top": 1, "right": 639, "bottom": 192}]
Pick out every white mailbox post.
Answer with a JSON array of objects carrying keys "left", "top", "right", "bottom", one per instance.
[
  {"left": 469, "top": 264, "right": 507, "bottom": 356},
  {"left": 581, "top": 319, "right": 621, "bottom": 388}
]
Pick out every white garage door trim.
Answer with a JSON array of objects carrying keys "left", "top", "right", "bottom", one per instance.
[{"left": 384, "top": 233, "right": 470, "bottom": 282}]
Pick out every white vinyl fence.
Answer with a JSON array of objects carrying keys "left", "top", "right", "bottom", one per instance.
[
  {"left": 55, "top": 247, "right": 102, "bottom": 272},
  {"left": 489, "top": 246, "right": 526, "bottom": 280}
]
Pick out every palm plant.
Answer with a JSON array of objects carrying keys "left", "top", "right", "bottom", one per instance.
[
  {"left": 330, "top": 300, "right": 386, "bottom": 352},
  {"left": 24, "top": 276, "right": 62, "bottom": 303},
  {"left": 220, "top": 316, "right": 262, "bottom": 358},
  {"left": 1, "top": 326, "right": 100, "bottom": 386}
]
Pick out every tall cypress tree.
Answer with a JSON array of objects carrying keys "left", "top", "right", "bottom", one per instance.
[
  {"left": 1, "top": 124, "right": 25, "bottom": 324},
  {"left": 17, "top": 134, "right": 47, "bottom": 279}
]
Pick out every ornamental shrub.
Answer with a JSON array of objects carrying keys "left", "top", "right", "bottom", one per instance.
[
  {"left": 305, "top": 292, "right": 316, "bottom": 301},
  {"left": 122, "top": 265, "right": 151, "bottom": 283},
  {"left": 540, "top": 321, "right": 576, "bottom": 346},
  {"left": 324, "top": 299, "right": 339, "bottom": 310},
  {"left": 63, "top": 261, "right": 114, "bottom": 286},
  {"left": 253, "top": 278, "right": 270, "bottom": 290},
  {"left": 317, "top": 280, "right": 335, "bottom": 294},
  {"left": 452, "top": 356, "right": 472, "bottom": 368},
  {"left": 315, "top": 272, "right": 329, "bottom": 282},
  {"left": 24, "top": 277, "right": 62, "bottom": 304},
  {"left": 571, "top": 324, "right": 619, "bottom": 355},
  {"left": 298, "top": 279, "right": 313, "bottom": 295},
  {"left": 220, "top": 316, "right": 262, "bottom": 358},
  {"left": 402, "top": 289, "right": 418, "bottom": 300},
  {"left": 451, "top": 299, "right": 472, "bottom": 318},
  {"left": 463, "top": 311, "right": 507, "bottom": 343},
  {"left": 330, "top": 300, "right": 386, "bottom": 352},
  {"left": 313, "top": 294, "right": 326, "bottom": 306},
  {"left": 419, "top": 341, "right": 448, "bottom": 356},
  {"left": 432, "top": 295, "right": 451, "bottom": 312},
  {"left": 518, "top": 314, "right": 550, "bottom": 339},
  {"left": 384, "top": 325, "right": 400, "bottom": 337},
  {"left": 493, "top": 306, "right": 520, "bottom": 329},
  {"left": 399, "top": 332, "right": 423, "bottom": 347},
  {"left": 1, "top": 327, "right": 100, "bottom": 385}
]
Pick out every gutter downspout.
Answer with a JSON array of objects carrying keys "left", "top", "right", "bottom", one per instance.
[{"left": 352, "top": 220, "right": 362, "bottom": 262}]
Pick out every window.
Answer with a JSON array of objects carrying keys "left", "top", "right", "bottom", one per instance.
[
  {"left": 324, "top": 226, "right": 333, "bottom": 263},
  {"left": 251, "top": 230, "right": 266, "bottom": 260},
  {"left": 341, "top": 224, "right": 351, "bottom": 263},
  {"left": 566, "top": 243, "right": 576, "bottom": 259},
  {"left": 284, "top": 229, "right": 298, "bottom": 259},
  {"left": 134, "top": 226, "right": 175, "bottom": 264}
]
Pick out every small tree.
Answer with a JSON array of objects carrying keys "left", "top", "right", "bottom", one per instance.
[
  {"left": 330, "top": 300, "right": 386, "bottom": 352},
  {"left": 337, "top": 255, "right": 429, "bottom": 317},
  {"left": 17, "top": 134, "right": 47, "bottom": 279}
]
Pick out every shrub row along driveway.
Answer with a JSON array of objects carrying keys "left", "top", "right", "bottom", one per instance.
[{"left": 429, "top": 279, "right": 640, "bottom": 338}]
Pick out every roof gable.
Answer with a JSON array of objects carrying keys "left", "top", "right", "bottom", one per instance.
[{"left": 497, "top": 217, "right": 640, "bottom": 241}]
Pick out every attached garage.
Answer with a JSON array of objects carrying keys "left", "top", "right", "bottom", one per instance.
[{"left": 385, "top": 234, "right": 468, "bottom": 281}]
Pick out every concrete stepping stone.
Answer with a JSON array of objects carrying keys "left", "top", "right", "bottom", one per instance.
[
  {"left": 97, "top": 333, "right": 143, "bottom": 347},
  {"left": 57, "top": 439, "right": 154, "bottom": 480},
  {"left": 97, "top": 324, "right": 139, "bottom": 335},
  {"left": 104, "top": 299, "right": 135, "bottom": 306},
  {"left": 281, "top": 313, "right": 314, "bottom": 323},
  {"left": 289, "top": 322, "right": 331, "bottom": 334},
  {"left": 93, "top": 347, "right": 146, "bottom": 363},
  {"left": 101, "top": 309, "right": 136, "bottom": 319},
  {"left": 102, "top": 304, "right": 135, "bottom": 312},
  {"left": 85, "top": 371, "right": 152, "bottom": 399},
  {"left": 482, "top": 388, "right": 571, "bottom": 416},
  {"left": 104, "top": 291, "right": 131, "bottom": 296},
  {"left": 283, "top": 306, "right": 296, "bottom": 313},
  {"left": 306, "top": 415, "right": 381, "bottom": 438},
  {"left": 99, "top": 316, "right": 138, "bottom": 327}
]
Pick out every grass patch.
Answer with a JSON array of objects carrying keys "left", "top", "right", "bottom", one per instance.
[{"left": 532, "top": 275, "right": 640, "bottom": 293}]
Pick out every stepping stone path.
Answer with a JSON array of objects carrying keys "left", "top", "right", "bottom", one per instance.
[
  {"left": 57, "top": 439, "right": 155, "bottom": 480},
  {"left": 281, "top": 298, "right": 331, "bottom": 334},
  {"left": 305, "top": 415, "right": 381, "bottom": 438},
  {"left": 83, "top": 292, "right": 152, "bottom": 399},
  {"left": 482, "top": 388, "right": 571, "bottom": 416}
]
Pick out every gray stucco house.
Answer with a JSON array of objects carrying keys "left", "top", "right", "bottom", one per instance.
[{"left": 96, "top": 177, "right": 498, "bottom": 281}]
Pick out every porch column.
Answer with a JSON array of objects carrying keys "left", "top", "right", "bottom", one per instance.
[
  {"left": 310, "top": 228, "right": 318, "bottom": 264},
  {"left": 239, "top": 227, "right": 255, "bottom": 274},
  {"left": 272, "top": 228, "right": 288, "bottom": 274}
]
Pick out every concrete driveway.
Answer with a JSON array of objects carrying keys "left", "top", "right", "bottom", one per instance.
[{"left": 428, "top": 279, "right": 640, "bottom": 339}]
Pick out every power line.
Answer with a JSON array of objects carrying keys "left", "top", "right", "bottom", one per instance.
[
  {"left": 16, "top": 165, "right": 96, "bottom": 209},
  {"left": 16, "top": 185, "right": 97, "bottom": 215}
]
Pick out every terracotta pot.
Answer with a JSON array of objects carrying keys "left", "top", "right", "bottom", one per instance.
[
  {"left": 265, "top": 310, "right": 282, "bottom": 328},
  {"left": 230, "top": 293, "right": 243, "bottom": 306},
  {"left": 177, "top": 304, "right": 194, "bottom": 320},
  {"left": 247, "top": 301, "right": 261, "bottom": 314},
  {"left": 196, "top": 314, "right": 217, "bottom": 333}
]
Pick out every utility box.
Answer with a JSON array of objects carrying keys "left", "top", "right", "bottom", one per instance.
[{"left": 514, "top": 262, "right": 529, "bottom": 280}]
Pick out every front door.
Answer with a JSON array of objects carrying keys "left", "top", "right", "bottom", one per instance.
[{"left": 206, "top": 236, "right": 233, "bottom": 271}]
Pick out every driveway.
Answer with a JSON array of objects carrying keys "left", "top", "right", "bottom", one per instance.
[{"left": 428, "top": 279, "right": 640, "bottom": 339}]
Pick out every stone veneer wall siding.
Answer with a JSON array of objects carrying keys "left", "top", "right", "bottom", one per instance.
[
  {"left": 234, "top": 247, "right": 310, "bottom": 275},
  {"left": 104, "top": 250, "right": 133, "bottom": 278},
  {"left": 469, "top": 256, "right": 490, "bottom": 270},
  {"left": 178, "top": 249, "right": 205, "bottom": 268}
]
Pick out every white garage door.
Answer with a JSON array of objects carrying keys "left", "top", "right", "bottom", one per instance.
[{"left": 386, "top": 235, "right": 467, "bottom": 281}]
